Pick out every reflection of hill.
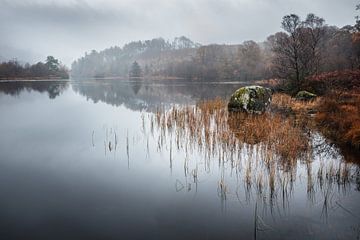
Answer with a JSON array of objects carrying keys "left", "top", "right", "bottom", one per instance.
[
  {"left": 71, "top": 79, "right": 246, "bottom": 112},
  {"left": 0, "top": 81, "right": 69, "bottom": 99}
]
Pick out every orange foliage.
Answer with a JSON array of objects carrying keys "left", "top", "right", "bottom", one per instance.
[
  {"left": 315, "top": 91, "right": 360, "bottom": 149},
  {"left": 306, "top": 70, "right": 360, "bottom": 94}
]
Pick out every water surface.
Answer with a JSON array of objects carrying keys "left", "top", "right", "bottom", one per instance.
[{"left": 0, "top": 80, "right": 359, "bottom": 240}]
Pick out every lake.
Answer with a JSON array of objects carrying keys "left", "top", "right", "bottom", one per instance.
[{"left": 0, "top": 80, "right": 359, "bottom": 240}]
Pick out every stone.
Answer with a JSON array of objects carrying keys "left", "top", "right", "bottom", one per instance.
[
  {"left": 295, "top": 91, "right": 317, "bottom": 101},
  {"left": 228, "top": 85, "right": 272, "bottom": 114}
]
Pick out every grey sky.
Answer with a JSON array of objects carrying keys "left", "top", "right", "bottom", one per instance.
[{"left": 0, "top": 0, "right": 358, "bottom": 66}]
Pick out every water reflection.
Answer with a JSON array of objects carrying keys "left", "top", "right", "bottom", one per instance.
[
  {"left": 146, "top": 100, "right": 359, "bottom": 239},
  {"left": 140, "top": 99, "right": 360, "bottom": 204},
  {"left": 0, "top": 80, "right": 69, "bottom": 99},
  {"left": 72, "top": 79, "right": 246, "bottom": 112},
  {"left": 0, "top": 80, "right": 359, "bottom": 240},
  {"left": 93, "top": 96, "right": 360, "bottom": 239}
]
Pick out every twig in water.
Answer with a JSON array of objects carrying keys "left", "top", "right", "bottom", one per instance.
[{"left": 336, "top": 201, "right": 360, "bottom": 220}]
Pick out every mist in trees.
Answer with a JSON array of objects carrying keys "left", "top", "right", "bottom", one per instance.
[
  {"left": 0, "top": 56, "right": 69, "bottom": 79},
  {"left": 71, "top": 37, "right": 270, "bottom": 81},
  {"left": 129, "top": 61, "right": 142, "bottom": 78},
  {"left": 71, "top": 37, "right": 199, "bottom": 78},
  {"left": 268, "top": 5, "right": 360, "bottom": 92},
  {"left": 71, "top": 6, "right": 359, "bottom": 90}
]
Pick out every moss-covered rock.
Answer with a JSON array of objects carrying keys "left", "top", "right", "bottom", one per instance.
[
  {"left": 228, "top": 85, "right": 272, "bottom": 114},
  {"left": 295, "top": 91, "right": 317, "bottom": 101}
]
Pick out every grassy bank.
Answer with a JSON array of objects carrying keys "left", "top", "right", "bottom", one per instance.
[
  {"left": 268, "top": 70, "right": 360, "bottom": 151},
  {"left": 315, "top": 91, "right": 360, "bottom": 149}
]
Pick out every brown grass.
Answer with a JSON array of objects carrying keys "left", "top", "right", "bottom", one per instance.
[
  {"left": 271, "top": 93, "right": 321, "bottom": 115},
  {"left": 228, "top": 112, "right": 309, "bottom": 160},
  {"left": 270, "top": 90, "right": 360, "bottom": 151},
  {"left": 143, "top": 96, "right": 358, "bottom": 206},
  {"left": 315, "top": 91, "right": 360, "bottom": 149},
  {"left": 155, "top": 98, "right": 310, "bottom": 166}
]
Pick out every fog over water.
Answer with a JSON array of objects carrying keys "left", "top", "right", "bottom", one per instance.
[{"left": 0, "top": 0, "right": 358, "bottom": 65}]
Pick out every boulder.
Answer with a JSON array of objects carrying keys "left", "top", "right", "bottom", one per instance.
[
  {"left": 295, "top": 91, "right": 317, "bottom": 101},
  {"left": 228, "top": 85, "right": 272, "bottom": 114}
]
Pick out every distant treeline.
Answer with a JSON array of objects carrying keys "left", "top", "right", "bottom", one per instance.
[
  {"left": 71, "top": 36, "right": 200, "bottom": 78},
  {"left": 0, "top": 56, "right": 69, "bottom": 80},
  {"left": 72, "top": 11, "right": 360, "bottom": 89}
]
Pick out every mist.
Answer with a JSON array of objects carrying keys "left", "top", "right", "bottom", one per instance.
[{"left": 0, "top": 0, "right": 358, "bottom": 66}]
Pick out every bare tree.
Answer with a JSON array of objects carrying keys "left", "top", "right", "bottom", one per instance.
[
  {"left": 302, "top": 14, "right": 325, "bottom": 75},
  {"left": 270, "top": 13, "right": 325, "bottom": 92}
]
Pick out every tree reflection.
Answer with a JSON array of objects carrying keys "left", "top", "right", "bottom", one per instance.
[
  {"left": 71, "top": 79, "right": 245, "bottom": 112},
  {"left": 0, "top": 81, "right": 69, "bottom": 99}
]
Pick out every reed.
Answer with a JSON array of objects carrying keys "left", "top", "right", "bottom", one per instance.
[{"left": 143, "top": 97, "right": 358, "bottom": 208}]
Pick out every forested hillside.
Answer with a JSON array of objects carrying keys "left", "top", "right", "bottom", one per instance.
[
  {"left": 71, "top": 36, "right": 200, "bottom": 78},
  {"left": 72, "top": 15, "right": 359, "bottom": 82},
  {"left": 71, "top": 35, "right": 273, "bottom": 80}
]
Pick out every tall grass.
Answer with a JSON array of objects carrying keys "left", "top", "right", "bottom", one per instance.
[
  {"left": 156, "top": 98, "right": 310, "bottom": 163},
  {"left": 140, "top": 97, "right": 360, "bottom": 210}
]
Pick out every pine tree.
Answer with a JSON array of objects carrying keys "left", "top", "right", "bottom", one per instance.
[{"left": 129, "top": 61, "right": 142, "bottom": 78}]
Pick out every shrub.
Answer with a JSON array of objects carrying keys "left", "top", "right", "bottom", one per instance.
[
  {"left": 315, "top": 91, "right": 360, "bottom": 149},
  {"left": 306, "top": 70, "right": 360, "bottom": 95}
]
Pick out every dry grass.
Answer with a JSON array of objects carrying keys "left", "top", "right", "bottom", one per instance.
[
  {"left": 155, "top": 98, "right": 310, "bottom": 167},
  {"left": 228, "top": 112, "right": 309, "bottom": 160},
  {"left": 271, "top": 93, "right": 321, "bottom": 115},
  {"left": 142, "top": 97, "right": 359, "bottom": 207},
  {"left": 270, "top": 91, "right": 360, "bottom": 151},
  {"left": 315, "top": 91, "right": 360, "bottom": 149}
]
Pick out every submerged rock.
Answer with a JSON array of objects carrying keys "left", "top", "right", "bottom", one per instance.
[
  {"left": 228, "top": 85, "right": 272, "bottom": 114},
  {"left": 295, "top": 91, "right": 317, "bottom": 101}
]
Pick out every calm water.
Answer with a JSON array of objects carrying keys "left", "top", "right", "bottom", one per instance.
[{"left": 0, "top": 80, "right": 359, "bottom": 240}]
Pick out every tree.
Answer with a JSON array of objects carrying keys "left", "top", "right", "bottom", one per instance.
[
  {"left": 353, "top": 3, "right": 360, "bottom": 68},
  {"left": 0, "top": 57, "right": 68, "bottom": 79},
  {"left": 270, "top": 13, "right": 325, "bottom": 92},
  {"left": 280, "top": 14, "right": 302, "bottom": 89},
  {"left": 129, "top": 61, "right": 142, "bottom": 78},
  {"left": 302, "top": 14, "right": 325, "bottom": 74},
  {"left": 355, "top": 3, "right": 360, "bottom": 32},
  {"left": 322, "top": 26, "right": 355, "bottom": 71},
  {"left": 45, "top": 56, "right": 60, "bottom": 73},
  {"left": 237, "top": 41, "right": 262, "bottom": 80}
]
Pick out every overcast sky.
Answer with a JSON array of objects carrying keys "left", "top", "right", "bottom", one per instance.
[{"left": 0, "top": 0, "right": 358, "bottom": 66}]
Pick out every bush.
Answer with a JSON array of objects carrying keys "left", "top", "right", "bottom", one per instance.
[
  {"left": 315, "top": 91, "right": 360, "bottom": 149},
  {"left": 306, "top": 70, "right": 360, "bottom": 95}
]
